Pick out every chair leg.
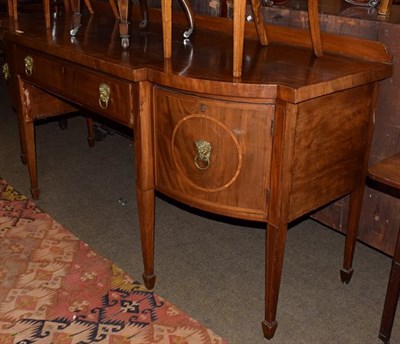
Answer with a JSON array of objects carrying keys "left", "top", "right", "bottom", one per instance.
[
  {"left": 63, "top": 0, "right": 71, "bottom": 12},
  {"left": 117, "top": 0, "right": 130, "bottom": 48},
  {"left": 8, "top": 0, "right": 13, "bottom": 17},
  {"left": 83, "top": 0, "right": 94, "bottom": 14},
  {"left": 307, "top": 0, "right": 323, "bottom": 56},
  {"left": 8, "top": 0, "right": 18, "bottom": 21},
  {"left": 70, "top": 0, "right": 81, "bottom": 14},
  {"left": 233, "top": 0, "right": 269, "bottom": 78},
  {"left": 379, "top": 230, "right": 400, "bottom": 343},
  {"left": 44, "top": 0, "right": 51, "bottom": 28},
  {"left": 250, "top": 0, "right": 268, "bottom": 46},
  {"left": 138, "top": 0, "right": 149, "bottom": 29},
  {"left": 109, "top": 0, "right": 120, "bottom": 18},
  {"left": 178, "top": 0, "right": 194, "bottom": 38},
  {"left": 161, "top": 0, "right": 172, "bottom": 59},
  {"left": 232, "top": 0, "right": 247, "bottom": 78}
]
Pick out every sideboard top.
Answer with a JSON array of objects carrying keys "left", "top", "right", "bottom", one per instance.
[{"left": 1, "top": 8, "right": 393, "bottom": 102}]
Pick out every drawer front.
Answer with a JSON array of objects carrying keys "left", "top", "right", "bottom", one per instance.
[
  {"left": 15, "top": 48, "right": 134, "bottom": 126},
  {"left": 154, "top": 87, "right": 274, "bottom": 220}
]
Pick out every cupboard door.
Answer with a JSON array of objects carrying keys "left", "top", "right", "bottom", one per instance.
[{"left": 154, "top": 87, "right": 274, "bottom": 221}]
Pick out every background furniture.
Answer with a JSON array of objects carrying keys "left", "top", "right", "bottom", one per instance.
[
  {"left": 368, "top": 153, "right": 400, "bottom": 343},
  {"left": 6, "top": 0, "right": 119, "bottom": 29},
  {"left": 160, "top": 0, "right": 322, "bottom": 77}
]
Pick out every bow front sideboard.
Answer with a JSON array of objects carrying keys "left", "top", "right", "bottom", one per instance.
[{"left": 0, "top": 6, "right": 392, "bottom": 339}]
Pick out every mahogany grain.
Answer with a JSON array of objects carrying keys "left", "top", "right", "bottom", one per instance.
[{"left": 0, "top": 9, "right": 393, "bottom": 339}]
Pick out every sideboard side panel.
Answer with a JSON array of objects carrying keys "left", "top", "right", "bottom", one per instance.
[{"left": 289, "top": 84, "right": 374, "bottom": 221}]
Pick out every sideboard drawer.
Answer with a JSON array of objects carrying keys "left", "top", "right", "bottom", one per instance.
[
  {"left": 15, "top": 48, "right": 134, "bottom": 127},
  {"left": 154, "top": 87, "right": 275, "bottom": 220}
]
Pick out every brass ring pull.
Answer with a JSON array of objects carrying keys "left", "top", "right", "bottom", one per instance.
[
  {"left": 98, "top": 83, "right": 111, "bottom": 109},
  {"left": 194, "top": 140, "right": 212, "bottom": 170},
  {"left": 24, "top": 56, "right": 33, "bottom": 76},
  {"left": 2, "top": 63, "right": 10, "bottom": 80}
]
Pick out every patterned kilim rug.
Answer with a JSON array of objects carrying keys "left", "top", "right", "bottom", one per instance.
[{"left": 0, "top": 178, "right": 227, "bottom": 343}]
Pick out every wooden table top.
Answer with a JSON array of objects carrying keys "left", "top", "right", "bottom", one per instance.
[{"left": 0, "top": 8, "right": 393, "bottom": 102}]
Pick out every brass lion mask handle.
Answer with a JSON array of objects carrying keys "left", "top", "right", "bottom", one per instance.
[
  {"left": 24, "top": 56, "right": 33, "bottom": 76},
  {"left": 2, "top": 63, "right": 10, "bottom": 80},
  {"left": 98, "top": 83, "right": 111, "bottom": 109},
  {"left": 194, "top": 140, "right": 212, "bottom": 170}
]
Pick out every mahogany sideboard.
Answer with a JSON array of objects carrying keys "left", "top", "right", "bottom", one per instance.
[
  {"left": 0, "top": 6, "right": 393, "bottom": 339},
  {"left": 143, "top": 0, "right": 400, "bottom": 258}
]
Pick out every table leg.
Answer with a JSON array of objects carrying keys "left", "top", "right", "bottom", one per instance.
[
  {"left": 15, "top": 77, "right": 40, "bottom": 199},
  {"left": 379, "top": 229, "right": 400, "bottom": 343},
  {"left": 262, "top": 223, "right": 288, "bottom": 339},
  {"left": 341, "top": 84, "right": 377, "bottom": 284},
  {"left": 340, "top": 186, "right": 365, "bottom": 283},
  {"left": 137, "top": 188, "right": 156, "bottom": 289},
  {"left": 135, "top": 81, "right": 156, "bottom": 290},
  {"left": 24, "top": 119, "right": 40, "bottom": 200},
  {"left": 16, "top": 107, "right": 28, "bottom": 165},
  {"left": 86, "top": 117, "right": 95, "bottom": 147}
]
